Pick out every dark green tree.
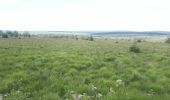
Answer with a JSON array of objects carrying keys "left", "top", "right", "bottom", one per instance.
[
  {"left": 23, "top": 31, "right": 31, "bottom": 37},
  {"left": 13, "top": 31, "right": 19, "bottom": 37},
  {"left": 0, "top": 30, "right": 3, "bottom": 36},
  {"left": 6, "top": 30, "right": 13, "bottom": 37},
  {"left": 2, "top": 34, "right": 8, "bottom": 38}
]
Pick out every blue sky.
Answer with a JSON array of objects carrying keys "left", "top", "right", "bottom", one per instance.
[{"left": 0, "top": 0, "right": 170, "bottom": 31}]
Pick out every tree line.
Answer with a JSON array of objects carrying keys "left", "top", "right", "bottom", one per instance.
[{"left": 0, "top": 30, "right": 31, "bottom": 38}]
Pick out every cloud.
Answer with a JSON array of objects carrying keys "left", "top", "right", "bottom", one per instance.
[{"left": 0, "top": 0, "right": 170, "bottom": 31}]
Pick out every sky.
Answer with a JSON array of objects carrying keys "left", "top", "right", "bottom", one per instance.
[{"left": 0, "top": 0, "right": 170, "bottom": 31}]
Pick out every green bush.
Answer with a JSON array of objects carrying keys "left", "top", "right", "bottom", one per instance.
[
  {"left": 129, "top": 44, "right": 141, "bottom": 53},
  {"left": 23, "top": 31, "right": 31, "bottom": 37},
  {"left": 1, "top": 30, "right": 19, "bottom": 38},
  {"left": 2, "top": 34, "right": 8, "bottom": 38},
  {"left": 165, "top": 38, "right": 170, "bottom": 43},
  {"left": 0, "top": 30, "right": 3, "bottom": 36},
  {"left": 136, "top": 39, "right": 142, "bottom": 43},
  {"left": 89, "top": 36, "right": 94, "bottom": 41}
]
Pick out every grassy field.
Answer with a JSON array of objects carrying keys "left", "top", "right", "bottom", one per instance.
[{"left": 0, "top": 37, "right": 170, "bottom": 100}]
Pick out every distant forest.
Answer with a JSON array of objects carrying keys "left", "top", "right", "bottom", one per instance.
[{"left": 0, "top": 30, "right": 31, "bottom": 38}]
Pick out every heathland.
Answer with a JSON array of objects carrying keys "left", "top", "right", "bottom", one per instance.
[{"left": 0, "top": 35, "right": 170, "bottom": 100}]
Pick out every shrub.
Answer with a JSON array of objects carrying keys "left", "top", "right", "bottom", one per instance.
[
  {"left": 136, "top": 39, "right": 142, "bottom": 43},
  {"left": 23, "top": 31, "right": 31, "bottom": 37},
  {"left": 2, "top": 34, "right": 8, "bottom": 38},
  {"left": 0, "top": 30, "right": 19, "bottom": 38},
  {"left": 13, "top": 31, "right": 19, "bottom": 37},
  {"left": 89, "top": 36, "right": 94, "bottom": 41},
  {"left": 75, "top": 37, "right": 78, "bottom": 40},
  {"left": 115, "top": 41, "right": 119, "bottom": 43},
  {"left": 165, "top": 38, "right": 170, "bottom": 43},
  {"left": 129, "top": 44, "right": 141, "bottom": 53},
  {"left": 0, "top": 30, "right": 3, "bottom": 36},
  {"left": 104, "top": 56, "right": 116, "bottom": 62},
  {"left": 6, "top": 30, "right": 13, "bottom": 37}
]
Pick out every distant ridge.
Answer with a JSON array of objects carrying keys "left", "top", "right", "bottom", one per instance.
[
  {"left": 89, "top": 31, "right": 170, "bottom": 36},
  {"left": 16, "top": 31, "right": 170, "bottom": 36}
]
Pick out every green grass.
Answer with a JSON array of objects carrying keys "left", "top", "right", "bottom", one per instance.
[{"left": 0, "top": 37, "right": 170, "bottom": 100}]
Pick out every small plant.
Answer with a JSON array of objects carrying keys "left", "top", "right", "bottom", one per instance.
[
  {"left": 129, "top": 44, "right": 141, "bottom": 53},
  {"left": 165, "top": 38, "right": 170, "bottom": 43},
  {"left": 75, "top": 37, "right": 78, "bottom": 40},
  {"left": 115, "top": 41, "right": 119, "bottom": 43},
  {"left": 89, "top": 36, "right": 94, "bottom": 41},
  {"left": 23, "top": 31, "right": 31, "bottom": 37},
  {"left": 115, "top": 79, "right": 128, "bottom": 100},
  {"left": 136, "top": 39, "right": 142, "bottom": 43},
  {"left": 0, "top": 94, "right": 3, "bottom": 100}
]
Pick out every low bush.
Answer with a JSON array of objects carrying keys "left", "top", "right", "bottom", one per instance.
[
  {"left": 129, "top": 44, "right": 141, "bottom": 53},
  {"left": 2, "top": 34, "right": 8, "bottom": 38},
  {"left": 165, "top": 38, "right": 170, "bottom": 43},
  {"left": 89, "top": 36, "right": 94, "bottom": 41},
  {"left": 136, "top": 39, "right": 142, "bottom": 43}
]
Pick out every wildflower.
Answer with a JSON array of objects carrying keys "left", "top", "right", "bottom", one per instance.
[
  {"left": 116, "top": 79, "right": 124, "bottom": 87},
  {"left": 148, "top": 89, "right": 155, "bottom": 96},
  {"left": 83, "top": 93, "right": 86, "bottom": 96},
  {"left": 77, "top": 94, "right": 83, "bottom": 100},
  {"left": 90, "top": 84, "right": 97, "bottom": 90},
  {"left": 73, "top": 94, "right": 83, "bottom": 100},
  {"left": 70, "top": 91, "right": 74, "bottom": 94},
  {"left": 17, "top": 90, "right": 20, "bottom": 94},
  {"left": 73, "top": 94, "right": 77, "bottom": 99},
  {"left": 0, "top": 94, "right": 3, "bottom": 100},
  {"left": 87, "top": 96, "right": 90, "bottom": 98},
  {"left": 110, "top": 87, "right": 115, "bottom": 94},
  {"left": 97, "top": 93, "right": 102, "bottom": 98},
  {"left": 93, "top": 86, "right": 97, "bottom": 90}
]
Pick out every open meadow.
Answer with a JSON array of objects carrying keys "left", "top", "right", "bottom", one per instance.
[{"left": 0, "top": 37, "right": 170, "bottom": 100}]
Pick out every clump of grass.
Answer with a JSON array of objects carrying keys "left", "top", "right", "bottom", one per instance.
[
  {"left": 136, "top": 39, "right": 142, "bottom": 43},
  {"left": 129, "top": 44, "right": 141, "bottom": 53},
  {"left": 115, "top": 79, "right": 128, "bottom": 100},
  {"left": 89, "top": 36, "right": 94, "bottom": 41},
  {"left": 75, "top": 37, "right": 78, "bottom": 40},
  {"left": 104, "top": 55, "right": 116, "bottom": 62}
]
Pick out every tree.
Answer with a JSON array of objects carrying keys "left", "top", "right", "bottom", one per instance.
[
  {"left": 2, "top": 34, "right": 8, "bottom": 38},
  {"left": 6, "top": 30, "right": 13, "bottom": 37},
  {"left": 0, "top": 30, "right": 3, "bottom": 36},
  {"left": 23, "top": 31, "right": 31, "bottom": 37},
  {"left": 13, "top": 31, "right": 19, "bottom": 37}
]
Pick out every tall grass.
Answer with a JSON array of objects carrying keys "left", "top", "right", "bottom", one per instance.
[{"left": 0, "top": 38, "right": 170, "bottom": 100}]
